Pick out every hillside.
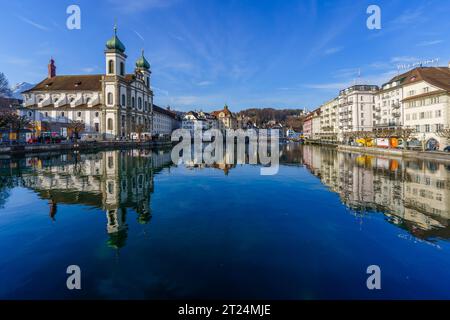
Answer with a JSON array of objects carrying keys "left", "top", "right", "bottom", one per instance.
[{"left": 238, "top": 108, "right": 305, "bottom": 130}]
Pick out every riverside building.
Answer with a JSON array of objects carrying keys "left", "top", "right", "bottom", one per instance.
[
  {"left": 402, "top": 65, "right": 450, "bottom": 150},
  {"left": 337, "top": 85, "right": 379, "bottom": 141},
  {"left": 21, "top": 26, "right": 155, "bottom": 140}
]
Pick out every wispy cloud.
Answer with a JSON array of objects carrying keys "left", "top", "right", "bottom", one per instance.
[
  {"left": 17, "top": 15, "right": 49, "bottom": 31},
  {"left": 392, "top": 7, "right": 426, "bottom": 26},
  {"left": 81, "top": 67, "right": 98, "bottom": 73},
  {"left": 332, "top": 68, "right": 360, "bottom": 79},
  {"left": 4, "top": 56, "right": 32, "bottom": 67},
  {"left": 390, "top": 56, "right": 419, "bottom": 64},
  {"left": 324, "top": 47, "right": 343, "bottom": 56},
  {"left": 153, "top": 87, "right": 169, "bottom": 96},
  {"left": 133, "top": 30, "right": 145, "bottom": 42},
  {"left": 107, "top": 0, "right": 178, "bottom": 13},
  {"left": 304, "top": 82, "right": 350, "bottom": 90},
  {"left": 196, "top": 81, "right": 212, "bottom": 86},
  {"left": 416, "top": 40, "right": 444, "bottom": 47}
]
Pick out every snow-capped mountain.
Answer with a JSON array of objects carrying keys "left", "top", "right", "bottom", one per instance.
[{"left": 10, "top": 82, "right": 34, "bottom": 100}]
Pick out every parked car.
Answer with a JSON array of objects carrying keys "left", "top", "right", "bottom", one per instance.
[{"left": 444, "top": 146, "right": 450, "bottom": 152}]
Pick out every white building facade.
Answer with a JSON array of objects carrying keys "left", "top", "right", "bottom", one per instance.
[
  {"left": 337, "top": 85, "right": 379, "bottom": 141},
  {"left": 21, "top": 27, "right": 155, "bottom": 140},
  {"left": 402, "top": 67, "right": 450, "bottom": 150},
  {"left": 152, "top": 105, "right": 178, "bottom": 136}
]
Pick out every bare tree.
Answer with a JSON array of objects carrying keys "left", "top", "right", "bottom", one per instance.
[
  {"left": 67, "top": 120, "right": 85, "bottom": 143},
  {"left": 0, "top": 72, "right": 12, "bottom": 98},
  {"left": 0, "top": 112, "right": 31, "bottom": 141},
  {"left": 136, "top": 124, "right": 145, "bottom": 141},
  {"left": 437, "top": 129, "right": 450, "bottom": 148},
  {"left": 395, "top": 128, "right": 416, "bottom": 150}
]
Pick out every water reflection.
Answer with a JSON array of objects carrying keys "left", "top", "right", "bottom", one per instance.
[
  {"left": 0, "top": 149, "right": 172, "bottom": 249},
  {"left": 301, "top": 144, "right": 450, "bottom": 240},
  {"left": 1, "top": 143, "right": 450, "bottom": 248}
]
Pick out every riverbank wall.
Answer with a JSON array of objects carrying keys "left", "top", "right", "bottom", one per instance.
[
  {"left": 0, "top": 140, "right": 173, "bottom": 156},
  {"left": 338, "top": 145, "right": 450, "bottom": 163}
]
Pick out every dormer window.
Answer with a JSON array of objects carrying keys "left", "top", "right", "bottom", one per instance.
[
  {"left": 75, "top": 81, "right": 82, "bottom": 87},
  {"left": 46, "top": 83, "right": 52, "bottom": 88}
]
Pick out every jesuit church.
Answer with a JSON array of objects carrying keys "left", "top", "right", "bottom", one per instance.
[{"left": 22, "top": 26, "right": 155, "bottom": 139}]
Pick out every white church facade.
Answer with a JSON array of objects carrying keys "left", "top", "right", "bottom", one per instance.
[{"left": 21, "top": 27, "right": 158, "bottom": 140}]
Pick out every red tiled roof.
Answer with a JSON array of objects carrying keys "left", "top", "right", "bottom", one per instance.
[
  {"left": 385, "top": 67, "right": 450, "bottom": 91},
  {"left": 23, "top": 75, "right": 103, "bottom": 92}
]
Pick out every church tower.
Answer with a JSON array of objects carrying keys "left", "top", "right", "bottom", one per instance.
[
  {"left": 135, "top": 49, "right": 151, "bottom": 88},
  {"left": 105, "top": 24, "right": 127, "bottom": 77},
  {"left": 103, "top": 24, "right": 127, "bottom": 139}
]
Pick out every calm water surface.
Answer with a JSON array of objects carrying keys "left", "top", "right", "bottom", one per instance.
[{"left": 1, "top": 144, "right": 450, "bottom": 299}]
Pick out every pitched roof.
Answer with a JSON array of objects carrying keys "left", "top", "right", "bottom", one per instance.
[
  {"left": 212, "top": 105, "right": 234, "bottom": 118},
  {"left": 23, "top": 75, "right": 103, "bottom": 92},
  {"left": 385, "top": 67, "right": 450, "bottom": 91},
  {"left": 153, "top": 104, "right": 176, "bottom": 118}
]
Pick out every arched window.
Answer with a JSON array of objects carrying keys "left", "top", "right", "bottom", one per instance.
[
  {"left": 132, "top": 97, "right": 135, "bottom": 108},
  {"left": 138, "top": 97, "right": 142, "bottom": 109},
  {"left": 120, "top": 62, "right": 125, "bottom": 76},
  {"left": 121, "top": 94, "right": 126, "bottom": 106},
  {"left": 108, "top": 60, "right": 114, "bottom": 74},
  {"left": 107, "top": 92, "right": 113, "bottom": 105},
  {"left": 107, "top": 118, "right": 113, "bottom": 131},
  {"left": 146, "top": 77, "right": 150, "bottom": 88}
]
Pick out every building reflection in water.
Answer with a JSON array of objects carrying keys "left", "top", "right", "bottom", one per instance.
[
  {"left": 0, "top": 149, "right": 172, "bottom": 250},
  {"left": 301, "top": 144, "right": 450, "bottom": 240},
  {"left": 1, "top": 143, "right": 449, "bottom": 247}
]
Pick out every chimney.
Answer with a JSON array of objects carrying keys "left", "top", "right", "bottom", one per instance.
[{"left": 48, "top": 58, "right": 56, "bottom": 78}]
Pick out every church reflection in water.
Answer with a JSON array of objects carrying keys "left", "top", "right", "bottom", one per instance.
[
  {"left": 301, "top": 144, "right": 450, "bottom": 240},
  {"left": 1, "top": 143, "right": 450, "bottom": 248},
  {"left": 1, "top": 149, "right": 172, "bottom": 250}
]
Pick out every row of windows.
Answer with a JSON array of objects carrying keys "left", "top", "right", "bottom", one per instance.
[
  {"left": 108, "top": 60, "right": 150, "bottom": 88},
  {"left": 108, "top": 60, "right": 125, "bottom": 76},
  {"left": 107, "top": 92, "right": 151, "bottom": 112},
  {"left": 406, "top": 96, "right": 440, "bottom": 108},
  {"left": 406, "top": 110, "right": 442, "bottom": 120},
  {"left": 412, "top": 124, "right": 444, "bottom": 133},
  {"left": 408, "top": 87, "right": 430, "bottom": 97},
  {"left": 40, "top": 111, "right": 100, "bottom": 118}
]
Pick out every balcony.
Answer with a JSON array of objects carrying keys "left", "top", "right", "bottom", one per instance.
[
  {"left": 392, "top": 103, "right": 400, "bottom": 109},
  {"left": 392, "top": 112, "right": 401, "bottom": 118}
]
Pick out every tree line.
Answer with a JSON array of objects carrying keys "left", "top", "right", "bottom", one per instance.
[{"left": 238, "top": 108, "right": 305, "bottom": 131}]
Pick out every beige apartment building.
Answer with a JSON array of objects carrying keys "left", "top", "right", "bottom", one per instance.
[
  {"left": 402, "top": 66, "right": 450, "bottom": 150},
  {"left": 374, "top": 74, "right": 404, "bottom": 130},
  {"left": 337, "top": 85, "right": 379, "bottom": 141},
  {"left": 319, "top": 97, "right": 339, "bottom": 142}
]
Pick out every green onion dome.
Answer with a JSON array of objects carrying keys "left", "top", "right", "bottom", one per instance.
[
  {"left": 136, "top": 50, "right": 150, "bottom": 70},
  {"left": 106, "top": 25, "right": 126, "bottom": 53}
]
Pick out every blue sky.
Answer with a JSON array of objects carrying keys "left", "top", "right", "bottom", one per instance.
[{"left": 0, "top": 0, "right": 449, "bottom": 111}]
